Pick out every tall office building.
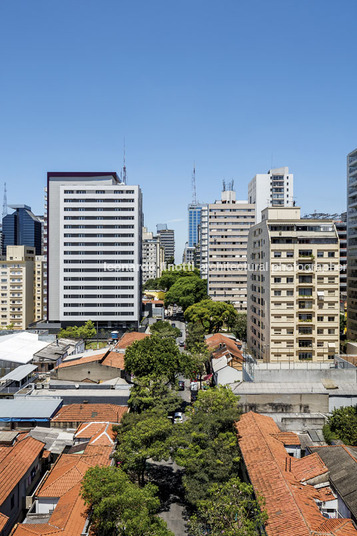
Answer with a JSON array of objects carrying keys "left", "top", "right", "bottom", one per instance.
[
  {"left": 200, "top": 186, "right": 255, "bottom": 310},
  {"left": 248, "top": 167, "right": 294, "bottom": 223},
  {"left": 188, "top": 204, "right": 203, "bottom": 247},
  {"left": 142, "top": 227, "right": 164, "bottom": 283},
  {"left": 347, "top": 147, "right": 357, "bottom": 339},
  {"left": 0, "top": 246, "right": 40, "bottom": 330},
  {"left": 247, "top": 207, "right": 340, "bottom": 362},
  {"left": 47, "top": 172, "right": 143, "bottom": 329},
  {"left": 2, "top": 205, "right": 42, "bottom": 255},
  {"left": 156, "top": 224, "right": 175, "bottom": 263}
]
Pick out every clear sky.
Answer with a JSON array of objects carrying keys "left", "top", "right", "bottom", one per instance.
[{"left": 0, "top": 0, "right": 356, "bottom": 262}]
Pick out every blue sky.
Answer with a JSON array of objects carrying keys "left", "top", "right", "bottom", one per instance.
[{"left": 0, "top": 0, "right": 356, "bottom": 261}]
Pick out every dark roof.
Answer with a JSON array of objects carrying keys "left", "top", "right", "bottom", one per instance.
[{"left": 310, "top": 445, "right": 357, "bottom": 519}]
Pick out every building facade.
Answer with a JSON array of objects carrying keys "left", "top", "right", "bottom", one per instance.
[
  {"left": 0, "top": 246, "right": 38, "bottom": 330},
  {"left": 142, "top": 227, "right": 164, "bottom": 283},
  {"left": 247, "top": 207, "right": 340, "bottom": 362},
  {"left": 156, "top": 224, "right": 175, "bottom": 263},
  {"left": 188, "top": 203, "right": 203, "bottom": 247},
  {"left": 47, "top": 172, "right": 142, "bottom": 329},
  {"left": 347, "top": 147, "right": 357, "bottom": 339},
  {"left": 200, "top": 188, "right": 255, "bottom": 311},
  {"left": 2, "top": 205, "right": 42, "bottom": 255},
  {"left": 248, "top": 166, "right": 294, "bottom": 223}
]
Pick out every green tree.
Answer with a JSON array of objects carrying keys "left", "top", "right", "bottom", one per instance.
[
  {"left": 327, "top": 405, "right": 357, "bottom": 445},
  {"left": 185, "top": 322, "right": 207, "bottom": 354},
  {"left": 164, "top": 276, "right": 208, "bottom": 311},
  {"left": 188, "top": 478, "right": 267, "bottom": 536},
  {"left": 58, "top": 320, "right": 96, "bottom": 341},
  {"left": 128, "top": 375, "right": 182, "bottom": 414},
  {"left": 150, "top": 320, "right": 181, "bottom": 339},
  {"left": 233, "top": 313, "right": 247, "bottom": 341},
  {"left": 184, "top": 299, "right": 238, "bottom": 333},
  {"left": 115, "top": 410, "right": 173, "bottom": 486},
  {"left": 143, "top": 278, "right": 161, "bottom": 290},
  {"left": 124, "top": 335, "right": 184, "bottom": 381},
  {"left": 158, "top": 268, "right": 201, "bottom": 291},
  {"left": 81, "top": 466, "right": 174, "bottom": 536}
]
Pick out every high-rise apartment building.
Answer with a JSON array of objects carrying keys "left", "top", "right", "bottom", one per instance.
[
  {"left": 156, "top": 224, "right": 175, "bottom": 263},
  {"left": 200, "top": 186, "right": 255, "bottom": 310},
  {"left": 142, "top": 227, "right": 164, "bottom": 283},
  {"left": 2, "top": 205, "right": 42, "bottom": 255},
  {"left": 247, "top": 207, "right": 340, "bottom": 362},
  {"left": 248, "top": 167, "right": 294, "bottom": 223},
  {"left": 34, "top": 255, "right": 45, "bottom": 322},
  {"left": 347, "top": 148, "right": 357, "bottom": 339},
  {"left": 0, "top": 246, "right": 40, "bottom": 330},
  {"left": 47, "top": 172, "right": 143, "bottom": 329}
]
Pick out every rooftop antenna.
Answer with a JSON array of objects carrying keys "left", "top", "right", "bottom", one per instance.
[
  {"left": 192, "top": 163, "right": 197, "bottom": 205},
  {"left": 122, "top": 138, "right": 127, "bottom": 185},
  {"left": 2, "top": 183, "right": 7, "bottom": 219},
  {"left": 222, "top": 180, "right": 226, "bottom": 192}
]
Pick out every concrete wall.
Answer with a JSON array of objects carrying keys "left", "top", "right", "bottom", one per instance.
[
  {"left": 253, "top": 366, "right": 357, "bottom": 384},
  {"left": 238, "top": 392, "right": 329, "bottom": 414}
]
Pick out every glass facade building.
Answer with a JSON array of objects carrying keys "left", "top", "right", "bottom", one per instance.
[
  {"left": 188, "top": 204, "right": 202, "bottom": 247},
  {"left": 2, "top": 205, "right": 42, "bottom": 255}
]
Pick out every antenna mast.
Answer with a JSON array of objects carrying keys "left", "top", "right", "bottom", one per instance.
[
  {"left": 122, "top": 139, "right": 127, "bottom": 185},
  {"left": 2, "top": 183, "right": 7, "bottom": 219},
  {"left": 192, "top": 163, "right": 197, "bottom": 205}
]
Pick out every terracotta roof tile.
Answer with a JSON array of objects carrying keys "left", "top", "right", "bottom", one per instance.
[
  {"left": 115, "top": 332, "right": 150, "bottom": 350},
  {"left": 75, "top": 422, "right": 116, "bottom": 446},
  {"left": 0, "top": 436, "right": 44, "bottom": 505},
  {"left": 272, "top": 432, "right": 301, "bottom": 446},
  {"left": 51, "top": 403, "right": 128, "bottom": 424},
  {"left": 101, "top": 351, "right": 125, "bottom": 369},
  {"left": 56, "top": 353, "right": 106, "bottom": 369},
  {"left": 0, "top": 512, "right": 8, "bottom": 532},
  {"left": 206, "top": 334, "right": 243, "bottom": 364},
  {"left": 292, "top": 453, "right": 328, "bottom": 483},
  {"left": 236, "top": 412, "right": 357, "bottom": 536}
]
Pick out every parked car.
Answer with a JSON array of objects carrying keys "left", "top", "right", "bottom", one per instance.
[
  {"left": 179, "top": 340, "right": 185, "bottom": 347},
  {"left": 178, "top": 380, "right": 185, "bottom": 391},
  {"left": 174, "top": 411, "right": 183, "bottom": 424}
]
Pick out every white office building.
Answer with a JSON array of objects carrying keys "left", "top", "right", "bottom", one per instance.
[
  {"left": 248, "top": 167, "right": 294, "bottom": 223},
  {"left": 347, "top": 148, "right": 357, "bottom": 339},
  {"left": 47, "top": 172, "right": 143, "bottom": 329}
]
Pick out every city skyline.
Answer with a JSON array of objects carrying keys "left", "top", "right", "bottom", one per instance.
[{"left": 1, "top": 0, "right": 356, "bottom": 261}]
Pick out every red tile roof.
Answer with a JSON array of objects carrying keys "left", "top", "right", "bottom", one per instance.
[
  {"left": 292, "top": 453, "right": 328, "bottom": 483},
  {"left": 75, "top": 422, "right": 116, "bottom": 446},
  {"left": 272, "top": 432, "right": 301, "bottom": 446},
  {"left": 0, "top": 512, "right": 8, "bottom": 533},
  {"left": 37, "top": 445, "right": 112, "bottom": 498},
  {"left": 0, "top": 436, "right": 44, "bottom": 506},
  {"left": 236, "top": 412, "right": 357, "bottom": 536},
  {"left": 206, "top": 334, "right": 243, "bottom": 368},
  {"left": 101, "top": 351, "right": 125, "bottom": 369},
  {"left": 56, "top": 352, "right": 106, "bottom": 369},
  {"left": 115, "top": 331, "right": 150, "bottom": 350},
  {"left": 51, "top": 403, "right": 128, "bottom": 425}
]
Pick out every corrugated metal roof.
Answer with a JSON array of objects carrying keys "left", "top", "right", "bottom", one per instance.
[
  {"left": 0, "top": 397, "right": 62, "bottom": 421},
  {"left": 0, "top": 364, "right": 37, "bottom": 383},
  {"left": 0, "top": 332, "right": 49, "bottom": 364}
]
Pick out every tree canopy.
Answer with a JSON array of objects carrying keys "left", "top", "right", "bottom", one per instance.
[
  {"left": 58, "top": 319, "right": 96, "bottom": 341},
  {"left": 81, "top": 466, "right": 173, "bottom": 536},
  {"left": 143, "top": 268, "right": 201, "bottom": 291},
  {"left": 164, "top": 276, "right": 208, "bottom": 311},
  {"left": 184, "top": 299, "right": 238, "bottom": 333},
  {"left": 325, "top": 405, "right": 357, "bottom": 445},
  {"left": 128, "top": 375, "right": 182, "bottom": 414},
  {"left": 233, "top": 313, "right": 247, "bottom": 341},
  {"left": 149, "top": 320, "right": 181, "bottom": 339},
  {"left": 188, "top": 478, "right": 267, "bottom": 536},
  {"left": 124, "top": 335, "right": 184, "bottom": 381},
  {"left": 115, "top": 410, "right": 173, "bottom": 486}
]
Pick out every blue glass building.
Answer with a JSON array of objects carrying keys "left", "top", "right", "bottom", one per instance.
[
  {"left": 188, "top": 204, "right": 202, "bottom": 247},
  {"left": 2, "top": 205, "right": 42, "bottom": 255}
]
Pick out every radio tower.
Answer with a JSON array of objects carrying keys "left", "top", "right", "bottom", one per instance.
[
  {"left": 122, "top": 139, "right": 127, "bottom": 185},
  {"left": 2, "top": 183, "right": 7, "bottom": 219},
  {"left": 192, "top": 164, "right": 197, "bottom": 205}
]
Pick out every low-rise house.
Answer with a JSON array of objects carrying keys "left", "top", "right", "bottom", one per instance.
[
  {"left": 51, "top": 403, "right": 128, "bottom": 428},
  {"left": 52, "top": 348, "right": 126, "bottom": 383},
  {"left": 0, "top": 435, "right": 45, "bottom": 536},
  {"left": 13, "top": 443, "right": 112, "bottom": 536},
  {"left": 0, "top": 398, "right": 62, "bottom": 429},
  {"left": 32, "top": 338, "right": 84, "bottom": 373},
  {"left": 206, "top": 334, "right": 243, "bottom": 385},
  {"left": 114, "top": 331, "right": 150, "bottom": 352},
  {"left": 74, "top": 422, "right": 116, "bottom": 447},
  {"left": 0, "top": 333, "right": 49, "bottom": 376},
  {"left": 236, "top": 411, "right": 357, "bottom": 535},
  {"left": 0, "top": 365, "right": 37, "bottom": 396},
  {"left": 309, "top": 445, "right": 357, "bottom": 523}
]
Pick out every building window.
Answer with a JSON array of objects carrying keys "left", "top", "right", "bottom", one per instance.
[
  {"left": 328, "top": 252, "right": 335, "bottom": 257},
  {"left": 274, "top": 278, "right": 281, "bottom": 283}
]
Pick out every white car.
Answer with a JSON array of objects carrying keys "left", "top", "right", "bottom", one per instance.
[{"left": 174, "top": 411, "right": 183, "bottom": 424}]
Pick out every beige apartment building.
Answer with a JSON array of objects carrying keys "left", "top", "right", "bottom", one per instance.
[
  {"left": 247, "top": 207, "right": 340, "bottom": 362},
  {"left": 0, "top": 246, "right": 44, "bottom": 330},
  {"left": 201, "top": 187, "right": 255, "bottom": 311},
  {"left": 34, "top": 255, "right": 45, "bottom": 322}
]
